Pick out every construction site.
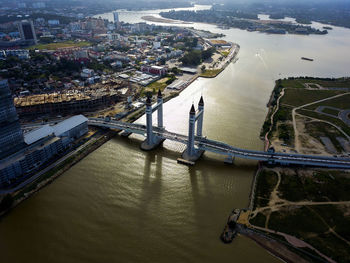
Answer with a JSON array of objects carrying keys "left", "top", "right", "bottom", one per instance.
[{"left": 14, "top": 81, "right": 132, "bottom": 118}]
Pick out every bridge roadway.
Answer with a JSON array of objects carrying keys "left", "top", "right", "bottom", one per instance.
[{"left": 88, "top": 118, "right": 350, "bottom": 169}]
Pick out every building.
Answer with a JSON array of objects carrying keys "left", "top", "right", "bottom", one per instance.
[
  {"left": 48, "top": 20, "right": 60, "bottom": 26},
  {"left": 52, "top": 115, "right": 88, "bottom": 140},
  {"left": 18, "top": 20, "right": 37, "bottom": 45},
  {"left": 0, "top": 79, "right": 25, "bottom": 159},
  {"left": 0, "top": 49, "right": 30, "bottom": 60},
  {"left": 113, "top": 12, "right": 119, "bottom": 23},
  {"left": 141, "top": 65, "right": 168, "bottom": 76},
  {"left": 0, "top": 115, "right": 89, "bottom": 189}
]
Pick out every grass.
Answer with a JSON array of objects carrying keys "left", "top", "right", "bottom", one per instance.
[
  {"left": 254, "top": 169, "right": 278, "bottom": 208},
  {"left": 269, "top": 204, "right": 350, "bottom": 263},
  {"left": 303, "top": 79, "right": 350, "bottom": 88},
  {"left": 29, "top": 41, "right": 91, "bottom": 50},
  {"left": 268, "top": 205, "right": 350, "bottom": 262},
  {"left": 279, "top": 77, "right": 350, "bottom": 89},
  {"left": 280, "top": 79, "right": 305, "bottom": 89},
  {"left": 141, "top": 77, "right": 171, "bottom": 96},
  {"left": 304, "top": 121, "right": 345, "bottom": 153},
  {"left": 199, "top": 69, "right": 222, "bottom": 78},
  {"left": 305, "top": 93, "right": 350, "bottom": 111},
  {"left": 280, "top": 89, "right": 344, "bottom": 107},
  {"left": 322, "top": 107, "right": 340, "bottom": 116},
  {"left": 278, "top": 170, "right": 350, "bottom": 202},
  {"left": 252, "top": 167, "right": 350, "bottom": 262},
  {"left": 250, "top": 212, "right": 266, "bottom": 227},
  {"left": 297, "top": 109, "right": 350, "bottom": 136},
  {"left": 269, "top": 206, "right": 329, "bottom": 237},
  {"left": 220, "top": 50, "right": 230, "bottom": 57}
]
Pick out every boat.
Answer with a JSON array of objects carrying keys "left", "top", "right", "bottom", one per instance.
[{"left": 301, "top": 57, "right": 314, "bottom": 61}]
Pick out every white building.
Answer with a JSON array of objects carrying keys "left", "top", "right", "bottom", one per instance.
[
  {"left": 48, "top": 20, "right": 60, "bottom": 26},
  {"left": 81, "top": 68, "right": 94, "bottom": 78},
  {"left": 153, "top": 41, "right": 161, "bottom": 49},
  {"left": 52, "top": 115, "right": 88, "bottom": 140}
]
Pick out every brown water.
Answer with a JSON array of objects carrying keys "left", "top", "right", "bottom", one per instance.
[{"left": 1, "top": 7, "right": 350, "bottom": 263}]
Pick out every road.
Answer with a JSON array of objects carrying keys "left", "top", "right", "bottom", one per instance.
[{"left": 88, "top": 118, "right": 350, "bottom": 169}]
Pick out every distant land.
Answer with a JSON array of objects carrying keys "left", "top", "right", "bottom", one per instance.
[{"left": 160, "top": 10, "right": 328, "bottom": 35}]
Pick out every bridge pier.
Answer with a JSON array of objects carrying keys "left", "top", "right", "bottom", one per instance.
[
  {"left": 140, "top": 92, "right": 165, "bottom": 151},
  {"left": 224, "top": 155, "right": 235, "bottom": 165},
  {"left": 181, "top": 97, "right": 205, "bottom": 163}
]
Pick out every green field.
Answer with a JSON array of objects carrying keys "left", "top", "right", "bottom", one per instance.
[
  {"left": 280, "top": 89, "right": 343, "bottom": 107},
  {"left": 200, "top": 69, "right": 222, "bottom": 78},
  {"left": 279, "top": 78, "right": 350, "bottom": 89},
  {"left": 29, "top": 41, "right": 92, "bottom": 50},
  {"left": 139, "top": 77, "right": 172, "bottom": 96},
  {"left": 305, "top": 94, "right": 350, "bottom": 111},
  {"left": 322, "top": 107, "right": 340, "bottom": 116}
]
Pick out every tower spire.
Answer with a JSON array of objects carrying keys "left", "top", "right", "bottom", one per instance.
[
  {"left": 199, "top": 96, "right": 204, "bottom": 106},
  {"left": 146, "top": 92, "right": 152, "bottom": 105},
  {"left": 190, "top": 104, "right": 196, "bottom": 115}
]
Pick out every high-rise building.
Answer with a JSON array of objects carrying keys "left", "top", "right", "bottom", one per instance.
[
  {"left": 18, "top": 20, "right": 37, "bottom": 45},
  {"left": 113, "top": 12, "right": 119, "bottom": 23},
  {"left": 0, "top": 79, "right": 24, "bottom": 159}
]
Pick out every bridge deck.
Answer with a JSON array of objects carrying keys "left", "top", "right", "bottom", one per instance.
[{"left": 88, "top": 118, "right": 350, "bottom": 169}]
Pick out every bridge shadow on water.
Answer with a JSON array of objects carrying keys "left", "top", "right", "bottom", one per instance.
[{"left": 111, "top": 135, "right": 258, "bottom": 227}]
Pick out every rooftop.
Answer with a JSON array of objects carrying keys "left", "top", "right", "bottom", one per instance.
[
  {"left": 24, "top": 125, "right": 54, "bottom": 145},
  {"left": 52, "top": 114, "right": 88, "bottom": 137}
]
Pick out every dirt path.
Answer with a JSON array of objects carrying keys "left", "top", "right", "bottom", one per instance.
[{"left": 265, "top": 88, "right": 285, "bottom": 151}]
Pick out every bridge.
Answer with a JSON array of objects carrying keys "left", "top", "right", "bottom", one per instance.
[{"left": 88, "top": 90, "right": 350, "bottom": 169}]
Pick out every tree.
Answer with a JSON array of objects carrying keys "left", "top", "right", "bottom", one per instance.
[
  {"left": 171, "top": 67, "right": 182, "bottom": 75},
  {"left": 180, "top": 50, "right": 202, "bottom": 66},
  {"left": 202, "top": 47, "right": 216, "bottom": 60},
  {"left": 201, "top": 65, "right": 206, "bottom": 72}
]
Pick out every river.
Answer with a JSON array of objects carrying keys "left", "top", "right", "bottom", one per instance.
[{"left": 1, "top": 5, "right": 350, "bottom": 263}]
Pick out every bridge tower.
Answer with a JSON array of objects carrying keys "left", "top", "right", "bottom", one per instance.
[
  {"left": 196, "top": 96, "right": 204, "bottom": 137},
  {"left": 157, "top": 89, "right": 163, "bottom": 128},
  {"left": 181, "top": 97, "right": 205, "bottom": 162},
  {"left": 140, "top": 91, "right": 165, "bottom": 151}
]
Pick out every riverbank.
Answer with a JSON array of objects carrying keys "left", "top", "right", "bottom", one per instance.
[{"left": 200, "top": 43, "right": 240, "bottom": 78}]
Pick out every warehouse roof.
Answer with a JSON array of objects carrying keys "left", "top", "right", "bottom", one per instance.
[
  {"left": 52, "top": 115, "right": 88, "bottom": 137},
  {"left": 24, "top": 125, "right": 54, "bottom": 145}
]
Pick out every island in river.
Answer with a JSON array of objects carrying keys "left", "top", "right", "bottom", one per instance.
[
  {"left": 160, "top": 10, "right": 328, "bottom": 35},
  {"left": 141, "top": 15, "right": 192, "bottom": 24}
]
